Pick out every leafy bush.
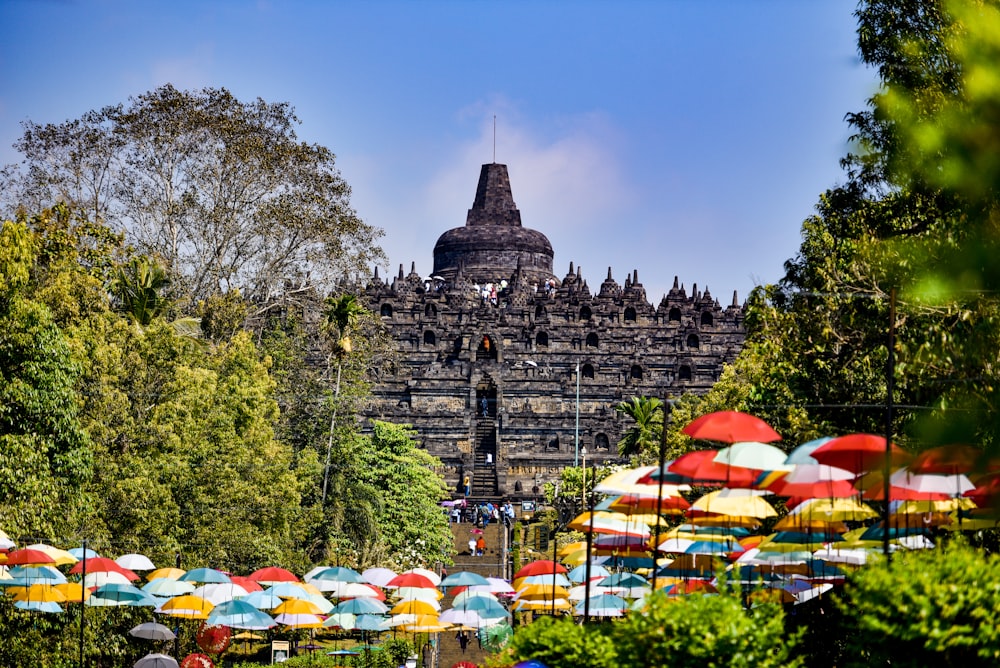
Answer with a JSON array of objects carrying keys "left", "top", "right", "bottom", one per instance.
[
  {"left": 494, "top": 615, "right": 617, "bottom": 668},
  {"left": 837, "top": 538, "right": 1000, "bottom": 666},
  {"left": 613, "top": 591, "right": 801, "bottom": 668}
]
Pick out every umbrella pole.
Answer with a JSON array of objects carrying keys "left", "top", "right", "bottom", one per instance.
[
  {"left": 79, "top": 538, "right": 87, "bottom": 668},
  {"left": 883, "top": 288, "right": 896, "bottom": 564}
]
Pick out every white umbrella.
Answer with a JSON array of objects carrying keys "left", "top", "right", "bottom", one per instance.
[
  {"left": 362, "top": 567, "right": 398, "bottom": 587},
  {"left": 134, "top": 653, "right": 179, "bottom": 668},
  {"left": 129, "top": 622, "right": 177, "bottom": 641},
  {"left": 889, "top": 469, "right": 974, "bottom": 495},
  {"left": 116, "top": 554, "right": 156, "bottom": 571},
  {"left": 402, "top": 567, "right": 441, "bottom": 586},
  {"left": 439, "top": 608, "right": 490, "bottom": 628},
  {"left": 192, "top": 582, "right": 250, "bottom": 605},
  {"left": 84, "top": 571, "right": 133, "bottom": 588}
]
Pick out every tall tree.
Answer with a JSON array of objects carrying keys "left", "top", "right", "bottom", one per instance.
[{"left": 8, "top": 84, "right": 385, "bottom": 307}]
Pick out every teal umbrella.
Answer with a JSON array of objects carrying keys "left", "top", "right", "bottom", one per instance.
[
  {"left": 441, "top": 571, "right": 490, "bottom": 587},
  {"left": 575, "top": 593, "right": 627, "bottom": 617},
  {"left": 207, "top": 599, "right": 276, "bottom": 629},
  {"left": 334, "top": 597, "right": 389, "bottom": 615},
  {"left": 309, "top": 566, "right": 363, "bottom": 583},
  {"left": 178, "top": 567, "right": 230, "bottom": 584},
  {"left": 143, "top": 578, "right": 196, "bottom": 597},
  {"left": 87, "top": 583, "right": 159, "bottom": 607}
]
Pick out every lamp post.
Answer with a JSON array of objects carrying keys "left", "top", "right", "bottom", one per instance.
[
  {"left": 581, "top": 447, "right": 588, "bottom": 510},
  {"left": 574, "top": 363, "right": 580, "bottom": 466}
]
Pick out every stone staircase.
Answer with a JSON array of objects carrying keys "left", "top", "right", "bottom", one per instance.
[
  {"left": 471, "top": 419, "right": 498, "bottom": 496},
  {"left": 436, "top": 515, "right": 506, "bottom": 668}
]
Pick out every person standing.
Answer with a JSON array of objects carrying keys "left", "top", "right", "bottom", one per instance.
[
  {"left": 476, "top": 536, "right": 486, "bottom": 556},
  {"left": 463, "top": 474, "right": 471, "bottom": 497}
]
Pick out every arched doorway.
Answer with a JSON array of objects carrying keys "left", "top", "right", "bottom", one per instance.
[{"left": 477, "top": 334, "right": 497, "bottom": 361}]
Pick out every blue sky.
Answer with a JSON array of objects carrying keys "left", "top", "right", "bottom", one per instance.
[{"left": 0, "top": 1, "right": 876, "bottom": 303}]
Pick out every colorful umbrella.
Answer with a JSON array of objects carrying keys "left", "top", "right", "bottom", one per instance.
[
  {"left": 811, "top": 433, "right": 911, "bottom": 473},
  {"left": 682, "top": 411, "right": 781, "bottom": 443}
]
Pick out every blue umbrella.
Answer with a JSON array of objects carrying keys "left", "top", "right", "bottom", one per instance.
[
  {"left": 308, "top": 566, "right": 363, "bottom": 583},
  {"left": 597, "top": 572, "right": 648, "bottom": 589},
  {"left": 574, "top": 593, "right": 627, "bottom": 617},
  {"left": 68, "top": 546, "right": 101, "bottom": 560},
  {"left": 15, "top": 599, "right": 63, "bottom": 613},
  {"left": 208, "top": 599, "right": 276, "bottom": 630},
  {"left": 8, "top": 566, "right": 66, "bottom": 583},
  {"left": 440, "top": 571, "right": 490, "bottom": 587},
  {"left": 334, "top": 598, "right": 389, "bottom": 615},
  {"left": 239, "top": 589, "right": 284, "bottom": 610},
  {"left": 143, "top": 578, "right": 196, "bottom": 597},
  {"left": 784, "top": 437, "right": 835, "bottom": 465},
  {"left": 87, "top": 583, "right": 159, "bottom": 607},
  {"left": 178, "top": 567, "right": 230, "bottom": 584},
  {"left": 566, "top": 564, "right": 610, "bottom": 583}
]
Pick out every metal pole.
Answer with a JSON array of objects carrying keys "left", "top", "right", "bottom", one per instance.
[
  {"left": 79, "top": 538, "right": 86, "bottom": 668},
  {"left": 583, "top": 464, "right": 595, "bottom": 623},
  {"left": 883, "top": 289, "right": 896, "bottom": 563},
  {"left": 574, "top": 364, "right": 580, "bottom": 466},
  {"left": 652, "top": 399, "right": 668, "bottom": 592}
]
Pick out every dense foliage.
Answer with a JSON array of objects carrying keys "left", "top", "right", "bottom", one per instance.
[
  {"left": 838, "top": 539, "right": 1000, "bottom": 666},
  {"left": 490, "top": 590, "right": 799, "bottom": 668}
]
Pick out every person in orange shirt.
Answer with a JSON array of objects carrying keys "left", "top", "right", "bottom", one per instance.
[{"left": 475, "top": 536, "right": 486, "bottom": 556}]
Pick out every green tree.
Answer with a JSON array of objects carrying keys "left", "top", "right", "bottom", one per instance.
[
  {"left": 9, "top": 84, "right": 384, "bottom": 306},
  {"left": 614, "top": 396, "right": 664, "bottom": 461},
  {"left": 352, "top": 421, "right": 452, "bottom": 569}
]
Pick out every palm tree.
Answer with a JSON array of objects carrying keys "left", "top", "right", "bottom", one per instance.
[
  {"left": 109, "top": 256, "right": 170, "bottom": 326},
  {"left": 320, "top": 293, "right": 365, "bottom": 504},
  {"left": 615, "top": 396, "right": 664, "bottom": 460}
]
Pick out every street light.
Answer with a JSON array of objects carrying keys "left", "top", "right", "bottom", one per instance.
[
  {"left": 574, "top": 363, "right": 580, "bottom": 466},
  {"left": 581, "top": 447, "right": 588, "bottom": 510}
]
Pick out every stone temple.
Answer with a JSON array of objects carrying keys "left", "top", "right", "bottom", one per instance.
[{"left": 360, "top": 163, "right": 745, "bottom": 497}]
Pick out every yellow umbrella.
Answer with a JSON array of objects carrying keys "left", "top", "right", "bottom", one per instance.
[
  {"left": 895, "top": 498, "right": 975, "bottom": 513},
  {"left": 558, "top": 541, "right": 587, "bottom": 558},
  {"left": 789, "top": 497, "right": 878, "bottom": 522},
  {"left": 273, "top": 598, "right": 325, "bottom": 616},
  {"left": 158, "top": 594, "right": 215, "bottom": 619},
  {"left": 773, "top": 517, "right": 849, "bottom": 532},
  {"left": 147, "top": 567, "right": 186, "bottom": 581},
  {"left": 12, "top": 583, "right": 68, "bottom": 603},
  {"left": 515, "top": 584, "right": 571, "bottom": 600},
  {"left": 690, "top": 490, "right": 777, "bottom": 519},
  {"left": 512, "top": 598, "right": 571, "bottom": 612},
  {"left": 390, "top": 599, "right": 439, "bottom": 615},
  {"left": 54, "top": 582, "right": 90, "bottom": 603},
  {"left": 686, "top": 514, "right": 762, "bottom": 529},
  {"left": 25, "top": 544, "right": 77, "bottom": 566},
  {"left": 399, "top": 614, "right": 449, "bottom": 633}
]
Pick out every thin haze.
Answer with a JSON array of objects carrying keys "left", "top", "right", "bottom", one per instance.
[{"left": 0, "top": 1, "right": 877, "bottom": 303}]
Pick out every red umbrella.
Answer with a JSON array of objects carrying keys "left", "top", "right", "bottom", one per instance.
[
  {"left": 513, "top": 560, "right": 568, "bottom": 579},
  {"left": 452, "top": 662, "right": 478, "bottom": 668},
  {"left": 4, "top": 548, "right": 57, "bottom": 566},
  {"left": 811, "top": 434, "right": 911, "bottom": 473},
  {"left": 908, "top": 444, "right": 986, "bottom": 475},
  {"left": 68, "top": 556, "right": 138, "bottom": 580},
  {"left": 229, "top": 575, "right": 262, "bottom": 592},
  {"left": 667, "top": 450, "right": 760, "bottom": 487},
  {"left": 767, "top": 477, "right": 859, "bottom": 500},
  {"left": 248, "top": 566, "right": 298, "bottom": 585},
  {"left": 682, "top": 411, "right": 781, "bottom": 444},
  {"left": 386, "top": 572, "right": 436, "bottom": 588}
]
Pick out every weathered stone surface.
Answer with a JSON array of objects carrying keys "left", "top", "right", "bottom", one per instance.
[{"left": 361, "top": 163, "right": 745, "bottom": 497}]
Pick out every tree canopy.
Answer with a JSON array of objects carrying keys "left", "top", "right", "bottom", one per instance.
[{"left": 5, "top": 84, "right": 385, "bottom": 307}]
